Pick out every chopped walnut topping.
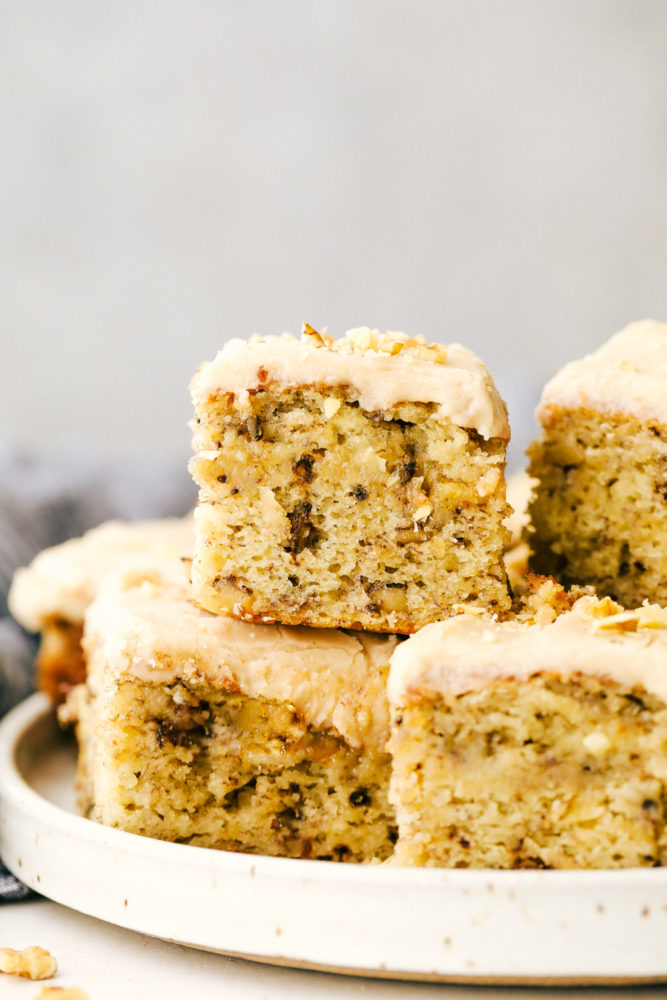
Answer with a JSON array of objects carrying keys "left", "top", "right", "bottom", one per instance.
[
  {"left": 343, "top": 327, "right": 382, "bottom": 352},
  {"left": 328, "top": 327, "right": 449, "bottom": 363},
  {"left": 635, "top": 607, "right": 667, "bottom": 629},
  {"left": 587, "top": 600, "right": 667, "bottom": 633},
  {"left": 591, "top": 610, "right": 640, "bottom": 632},
  {"left": 294, "top": 323, "right": 450, "bottom": 362},
  {"left": 0, "top": 946, "right": 57, "bottom": 980},
  {"left": 587, "top": 596, "right": 624, "bottom": 619},
  {"left": 413, "top": 343, "right": 448, "bottom": 364},
  {"left": 301, "top": 323, "right": 333, "bottom": 347}
]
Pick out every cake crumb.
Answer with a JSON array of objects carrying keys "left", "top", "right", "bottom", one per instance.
[{"left": 0, "top": 946, "right": 57, "bottom": 980}]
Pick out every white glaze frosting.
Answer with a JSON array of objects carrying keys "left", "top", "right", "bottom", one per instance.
[
  {"left": 9, "top": 517, "right": 194, "bottom": 632},
  {"left": 388, "top": 596, "right": 667, "bottom": 705},
  {"left": 84, "top": 567, "right": 398, "bottom": 752},
  {"left": 191, "top": 327, "right": 509, "bottom": 441},
  {"left": 537, "top": 319, "right": 667, "bottom": 427}
]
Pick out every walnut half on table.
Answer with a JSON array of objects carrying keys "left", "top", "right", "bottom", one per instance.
[
  {"left": 34, "top": 988, "right": 89, "bottom": 1000},
  {"left": 0, "top": 945, "right": 57, "bottom": 979}
]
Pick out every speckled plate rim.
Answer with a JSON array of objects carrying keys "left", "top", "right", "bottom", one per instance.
[{"left": 3, "top": 693, "right": 667, "bottom": 984}]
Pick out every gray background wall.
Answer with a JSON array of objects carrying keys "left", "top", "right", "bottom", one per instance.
[{"left": 2, "top": 1, "right": 667, "bottom": 470}]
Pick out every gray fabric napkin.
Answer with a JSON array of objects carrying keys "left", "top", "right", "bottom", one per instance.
[
  {"left": 0, "top": 446, "right": 194, "bottom": 901},
  {"left": 0, "top": 861, "right": 34, "bottom": 902}
]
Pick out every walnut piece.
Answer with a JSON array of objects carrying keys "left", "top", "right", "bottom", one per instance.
[
  {"left": 587, "top": 601, "right": 667, "bottom": 632},
  {"left": 340, "top": 327, "right": 448, "bottom": 363},
  {"left": 0, "top": 946, "right": 57, "bottom": 980},
  {"left": 587, "top": 596, "right": 623, "bottom": 619},
  {"left": 34, "top": 989, "right": 89, "bottom": 1000},
  {"left": 301, "top": 323, "right": 333, "bottom": 348}
]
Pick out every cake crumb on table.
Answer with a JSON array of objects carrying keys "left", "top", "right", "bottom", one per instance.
[{"left": 0, "top": 946, "right": 57, "bottom": 980}]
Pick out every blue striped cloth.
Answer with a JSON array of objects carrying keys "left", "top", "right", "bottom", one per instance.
[{"left": 0, "top": 446, "right": 193, "bottom": 901}]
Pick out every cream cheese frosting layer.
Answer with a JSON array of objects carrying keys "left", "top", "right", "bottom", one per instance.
[
  {"left": 84, "top": 568, "right": 398, "bottom": 752},
  {"left": 388, "top": 596, "right": 667, "bottom": 705},
  {"left": 191, "top": 327, "right": 509, "bottom": 441},
  {"left": 537, "top": 319, "right": 667, "bottom": 428},
  {"left": 9, "top": 517, "right": 194, "bottom": 632}
]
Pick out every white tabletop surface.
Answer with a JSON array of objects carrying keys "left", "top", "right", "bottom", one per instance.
[
  {"left": 3, "top": 898, "right": 667, "bottom": 1000},
  {"left": 0, "top": 897, "right": 444, "bottom": 999}
]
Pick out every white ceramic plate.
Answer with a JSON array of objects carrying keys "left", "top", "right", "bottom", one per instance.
[{"left": 3, "top": 694, "right": 667, "bottom": 984}]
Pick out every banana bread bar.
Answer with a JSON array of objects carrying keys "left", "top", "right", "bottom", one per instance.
[
  {"left": 8, "top": 517, "right": 193, "bottom": 701},
  {"left": 190, "top": 325, "right": 511, "bottom": 633},
  {"left": 528, "top": 319, "right": 667, "bottom": 606},
  {"left": 389, "top": 594, "right": 667, "bottom": 868},
  {"left": 66, "top": 566, "right": 398, "bottom": 861}
]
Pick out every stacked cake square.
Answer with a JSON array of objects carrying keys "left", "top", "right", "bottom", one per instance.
[
  {"left": 12, "top": 324, "right": 513, "bottom": 864},
  {"left": 188, "top": 325, "right": 512, "bottom": 630}
]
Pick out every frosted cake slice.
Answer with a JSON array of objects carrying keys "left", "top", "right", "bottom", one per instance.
[
  {"left": 66, "top": 567, "right": 398, "bottom": 861},
  {"left": 389, "top": 595, "right": 667, "bottom": 869},
  {"left": 189, "top": 325, "right": 511, "bottom": 634},
  {"left": 528, "top": 319, "right": 667, "bottom": 606},
  {"left": 8, "top": 517, "right": 193, "bottom": 702}
]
